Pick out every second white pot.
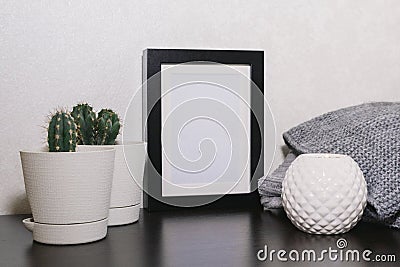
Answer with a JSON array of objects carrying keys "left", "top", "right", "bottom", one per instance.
[{"left": 78, "top": 142, "right": 146, "bottom": 226}]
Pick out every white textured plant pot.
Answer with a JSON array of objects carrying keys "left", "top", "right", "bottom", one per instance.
[
  {"left": 282, "top": 154, "right": 367, "bottom": 235},
  {"left": 78, "top": 142, "right": 145, "bottom": 226},
  {"left": 20, "top": 147, "right": 115, "bottom": 245}
]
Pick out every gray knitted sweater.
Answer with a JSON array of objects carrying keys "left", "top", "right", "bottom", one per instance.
[{"left": 259, "top": 102, "right": 400, "bottom": 228}]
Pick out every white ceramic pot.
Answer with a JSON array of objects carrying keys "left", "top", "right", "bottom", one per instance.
[
  {"left": 78, "top": 142, "right": 145, "bottom": 226},
  {"left": 282, "top": 154, "right": 367, "bottom": 235},
  {"left": 20, "top": 147, "right": 115, "bottom": 244}
]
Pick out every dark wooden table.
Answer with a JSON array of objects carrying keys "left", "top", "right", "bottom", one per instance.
[{"left": 0, "top": 209, "right": 398, "bottom": 267}]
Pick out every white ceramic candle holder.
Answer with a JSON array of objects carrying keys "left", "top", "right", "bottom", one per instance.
[{"left": 282, "top": 154, "right": 367, "bottom": 235}]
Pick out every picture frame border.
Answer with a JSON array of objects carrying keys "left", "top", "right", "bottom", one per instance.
[{"left": 142, "top": 48, "right": 264, "bottom": 211}]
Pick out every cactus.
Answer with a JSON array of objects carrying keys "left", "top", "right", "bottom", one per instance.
[
  {"left": 71, "top": 103, "right": 96, "bottom": 145},
  {"left": 48, "top": 111, "right": 77, "bottom": 152},
  {"left": 95, "top": 109, "right": 120, "bottom": 145}
]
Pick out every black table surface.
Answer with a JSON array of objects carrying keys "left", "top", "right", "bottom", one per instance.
[{"left": 0, "top": 208, "right": 399, "bottom": 267}]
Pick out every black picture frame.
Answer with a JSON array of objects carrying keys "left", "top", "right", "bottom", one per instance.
[{"left": 142, "top": 49, "right": 264, "bottom": 211}]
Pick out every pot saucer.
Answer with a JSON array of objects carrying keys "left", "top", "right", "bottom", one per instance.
[
  {"left": 23, "top": 217, "right": 108, "bottom": 245},
  {"left": 108, "top": 204, "right": 140, "bottom": 226}
]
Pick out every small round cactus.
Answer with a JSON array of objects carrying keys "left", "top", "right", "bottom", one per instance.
[
  {"left": 48, "top": 111, "right": 77, "bottom": 152},
  {"left": 95, "top": 109, "right": 120, "bottom": 145},
  {"left": 71, "top": 103, "right": 96, "bottom": 145}
]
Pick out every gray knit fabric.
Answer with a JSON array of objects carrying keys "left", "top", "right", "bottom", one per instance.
[
  {"left": 259, "top": 152, "right": 297, "bottom": 209},
  {"left": 258, "top": 102, "right": 400, "bottom": 229}
]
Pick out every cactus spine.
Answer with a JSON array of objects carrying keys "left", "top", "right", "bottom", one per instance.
[
  {"left": 71, "top": 103, "right": 96, "bottom": 145},
  {"left": 96, "top": 109, "right": 120, "bottom": 145},
  {"left": 48, "top": 112, "right": 77, "bottom": 152}
]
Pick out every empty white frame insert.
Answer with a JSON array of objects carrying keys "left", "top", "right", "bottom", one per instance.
[{"left": 161, "top": 63, "right": 251, "bottom": 197}]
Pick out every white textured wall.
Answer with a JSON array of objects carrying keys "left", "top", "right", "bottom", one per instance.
[{"left": 1, "top": 0, "right": 400, "bottom": 215}]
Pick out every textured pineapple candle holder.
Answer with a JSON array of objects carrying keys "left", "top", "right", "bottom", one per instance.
[{"left": 282, "top": 154, "right": 367, "bottom": 235}]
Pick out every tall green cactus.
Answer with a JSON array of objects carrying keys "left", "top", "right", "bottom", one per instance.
[
  {"left": 71, "top": 103, "right": 96, "bottom": 145},
  {"left": 48, "top": 111, "right": 77, "bottom": 152},
  {"left": 95, "top": 109, "right": 120, "bottom": 145}
]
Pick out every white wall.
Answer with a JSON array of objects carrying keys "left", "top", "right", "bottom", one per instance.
[{"left": 1, "top": 0, "right": 400, "bottom": 215}]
